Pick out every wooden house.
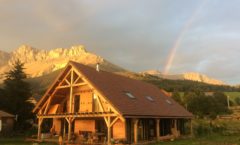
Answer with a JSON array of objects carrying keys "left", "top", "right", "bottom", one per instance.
[
  {"left": 0, "top": 110, "right": 15, "bottom": 134},
  {"left": 33, "top": 61, "right": 193, "bottom": 144}
]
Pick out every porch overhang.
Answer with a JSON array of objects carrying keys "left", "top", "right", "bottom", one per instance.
[{"left": 37, "top": 112, "right": 116, "bottom": 119}]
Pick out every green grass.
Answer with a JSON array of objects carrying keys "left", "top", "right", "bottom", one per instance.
[
  {"left": 0, "top": 137, "right": 57, "bottom": 145},
  {"left": 154, "top": 134, "right": 240, "bottom": 145},
  {"left": 225, "top": 92, "right": 240, "bottom": 101}
]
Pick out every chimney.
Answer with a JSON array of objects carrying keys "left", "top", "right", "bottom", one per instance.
[{"left": 96, "top": 63, "right": 100, "bottom": 72}]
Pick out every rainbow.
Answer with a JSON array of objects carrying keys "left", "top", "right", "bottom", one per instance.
[{"left": 163, "top": 1, "right": 207, "bottom": 74}]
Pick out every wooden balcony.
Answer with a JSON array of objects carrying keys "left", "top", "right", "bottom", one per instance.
[{"left": 37, "top": 111, "right": 116, "bottom": 119}]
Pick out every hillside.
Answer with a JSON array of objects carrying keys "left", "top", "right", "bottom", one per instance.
[
  {"left": 24, "top": 68, "right": 240, "bottom": 98},
  {"left": 141, "top": 70, "right": 225, "bottom": 85},
  {"left": 0, "top": 44, "right": 238, "bottom": 97}
]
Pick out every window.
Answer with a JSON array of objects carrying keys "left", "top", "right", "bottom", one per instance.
[
  {"left": 166, "top": 99, "right": 172, "bottom": 105},
  {"left": 125, "top": 92, "right": 136, "bottom": 99},
  {"left": 74, "top": 95, "right": 80, "bottom": 112},
  {"left": 146, "top": 96, "right": 154, "bottom": 102}
]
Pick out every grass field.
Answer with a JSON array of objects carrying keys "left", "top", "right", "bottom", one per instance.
[
  {"left": 0, "top": 138, "right": 57, "bottom": 145},
  {"left": 1, "top": 119, "right": 240, "bottom": 145},
  {"left": 154, "top": 133, "right": 240, "bottom": 145},
  {"left": 225, "top": 92, "right": 240, "bottom": 103},
  {"left": 1, "top": 134, "right": 240, "bottom": 145}
]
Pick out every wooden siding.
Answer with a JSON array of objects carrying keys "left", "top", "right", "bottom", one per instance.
[
  {"left": 74, "top": 119, "right": 95, "bottom": 134},
  {"left": 52, "top": 118, "right": 61, "bottom": 135},
  {"left": 113, "top": 119, "right": 126, "bottom": 139},
  {"left": 79, "top": 92, "right": 93, "bottom": 112}
]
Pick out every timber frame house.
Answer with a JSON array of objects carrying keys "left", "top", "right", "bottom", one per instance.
[{"left": 33, "top": 61, "right": 193, "bottom": 144}]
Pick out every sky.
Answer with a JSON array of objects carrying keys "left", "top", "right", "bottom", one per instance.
[{"left": 0, "top": 0, "right": 240, "bottom": 84}]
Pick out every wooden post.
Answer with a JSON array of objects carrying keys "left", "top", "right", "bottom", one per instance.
[
  {"left": 156, "top": 119, "right": 160, "bottom": 141},
  {"left": 63, "top": 119, "right": 66, "bottom": 140},
  {"left": 107, "top": 116, "right": 111, "bottom": 145},
  {"left": 37, "top": 118, "right": 43, "bottom": 141},
  {"left": 174, "top": 119, "right": 177, "bottom": 130},
  {"left": 133, "top": 119, "right": 139, "bottom": 144},
  {"left": 69, "top": 69, "right": 73, "bottom": 113},
  {"left": 68, "top": 121, "right": 72, "bottom": 142},
  {"left": 190, "top": 119, "right": 193, "bottom": 137},
  {"left": 66, "top": 118, "right": 73, "bottom": 142}
]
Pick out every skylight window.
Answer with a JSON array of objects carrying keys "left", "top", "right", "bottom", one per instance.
[
  {"left": 166, "top": 99, "right": 172, "bottom": 105},
  {"left": 146, "top": 96, "right": 154, "bottom": 102},
  {"left": 125, "top": 92, "right": 136, "bottom": 99}
]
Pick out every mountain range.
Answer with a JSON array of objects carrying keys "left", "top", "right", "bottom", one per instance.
[
  {"left": 141, "top": 70, "right": 225, "bottom": 85},
  {"left": 0, "top": 45, "right": 125, "bottom": 82},
  {"left": 0, "top": 45, "right": 225, "bottom": 86}
]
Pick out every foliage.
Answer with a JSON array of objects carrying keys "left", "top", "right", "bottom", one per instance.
[
  {"left": 143, "top": 76, "right": 240, "bottom": 92},
  {"left": 171, "top": 91, "right": 183, "bottom": 105},
  {"left": 171, "top": 90, "right": 231, "bottom": 119},
  {"left": 234, "top": 97, "right": 240, "bottom": 105},
  {"left": 1, "top": 60, "right": 34, "bottom": 130},
  {"left": 188, "top": 91, "right": 230, "bottom": 119}
]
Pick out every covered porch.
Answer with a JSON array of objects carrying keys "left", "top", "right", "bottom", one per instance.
[
  {"left": 37, "top": 112, "right": 125, "bottom": 144},
  {"left": 126, "top": 117, "right": 193, "bottom": 144}
]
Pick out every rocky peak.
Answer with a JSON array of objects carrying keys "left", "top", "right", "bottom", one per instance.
[
  {"left": 10, "top": 45, "right": 39, "bottom": 63},
  {"left": 141, "top": 70, "right": 162, "bottom": 76},
  {"left": 0, "top": 45, "right": 124, "bottom": 79},
  {"left": 142, "top": 70, "right": 225, "bottom": 85},
  {"left": 48, "top": 45, "right": 87, "bottom": 58},
  {"left": 182, "top": 72, "right": 224, "bottom": 85}
]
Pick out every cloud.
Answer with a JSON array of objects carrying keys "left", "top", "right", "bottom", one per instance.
[{"left": 0, "top": 0, "right": 240, "bottom": 84}]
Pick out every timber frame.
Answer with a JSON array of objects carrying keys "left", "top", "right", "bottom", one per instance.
[
  {"left": 34, "top": 61, "right": 193, "bottom": 144},
  {"left": 35, "top": 63, "right": 124, "bottom": 144}
]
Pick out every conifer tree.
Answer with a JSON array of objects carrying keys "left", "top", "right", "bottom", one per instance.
[{"left": 3, "top": 60, "right": 33, "bottom": 130}]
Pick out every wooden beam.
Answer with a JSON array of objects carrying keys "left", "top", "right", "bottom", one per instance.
[
  {"left": 95, "top": 94, "right": 109, "bottom": 124},
  {"left": 73, "top": 76, "right": 81, "bottom": 84},
  {"left": 69, "top": 69, "right": 74, "bottom": 113},
  {"left": 37, "top": 112, "right": 116, "bottom": 119},
  {"left": 56, "top": 82, "right": 87, "bottom": 89},
  {"left": 66, "top": 117, "right": 75, "bottom": 142},
  {"left": 37, "top": 118, "right": 43, "bottom": 141},
  {"left": 110, "top": 117, "right": 119, "bottom": 127},
  {"left": 107, "top": 116, "right": 111, "bottom": 145},
  {"left": 156, "top": 119, "right": 160, "bottom": 141},
  {"left": 58, "top": 69, "right": 72, "bottom": 87},
  {"left": 71, "top": 66, "right": 124, "bottom": 122},
  {"left": 174, "top": 119, "right": 177, "bottom": 130},
  {"left": 94, "top": 89, "right": 125, "bottom": 122},
  {"left": 65, "top": 79, "right": 71, "bottom": 85},
  {"left": 43, "top": 97, "right": 52, "bottom": 114},
  {"left": 39, "top": 100, "right": 48, "bottom": 115},
  {"left": 68, "top": 119, "right": 72, "bottom": 142},
  {"left": 133, "top": 119, "right": 139, "bottom": 144}
]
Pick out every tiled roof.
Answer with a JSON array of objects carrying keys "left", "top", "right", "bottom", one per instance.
[
  {"left": 71, "top": 62, "right": 193, "bottom": 118},
  {"left": 0, "top": 110, "right": 14, "bottom": 118}
]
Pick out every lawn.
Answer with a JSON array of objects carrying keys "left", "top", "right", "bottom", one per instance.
[
  {"left": 154, "top": 134, "right": 240, "bottom": 145},
  {"left": 0, "top": 137, "right": 57, "bottom": 145},
  {"left": 225, "top": 92, "right": 240, "bottom": 103},
  {"left": 1, "top": 134, "right": 240, "bottom": 145}
]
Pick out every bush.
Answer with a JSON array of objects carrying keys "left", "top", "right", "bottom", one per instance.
[{"left": 193, "top": 120, "right": 212, "bottom": 137}]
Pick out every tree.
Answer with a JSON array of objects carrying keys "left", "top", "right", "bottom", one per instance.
[
  {"left": 172, "top": 91, "right": 183, "bottom": 105},
  {"left": 185, "top": 90, "right": 230, "bottom": 119},
  {"left": 2, "top": 60, "right": 34, "bottom": 130},
  {"left": 235, "top": 97, "right": 240, "bottom": 105}
]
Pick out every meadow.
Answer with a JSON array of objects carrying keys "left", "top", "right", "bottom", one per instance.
[{"left": 1, "top": 119, "right": 240, "bottom": 145}]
